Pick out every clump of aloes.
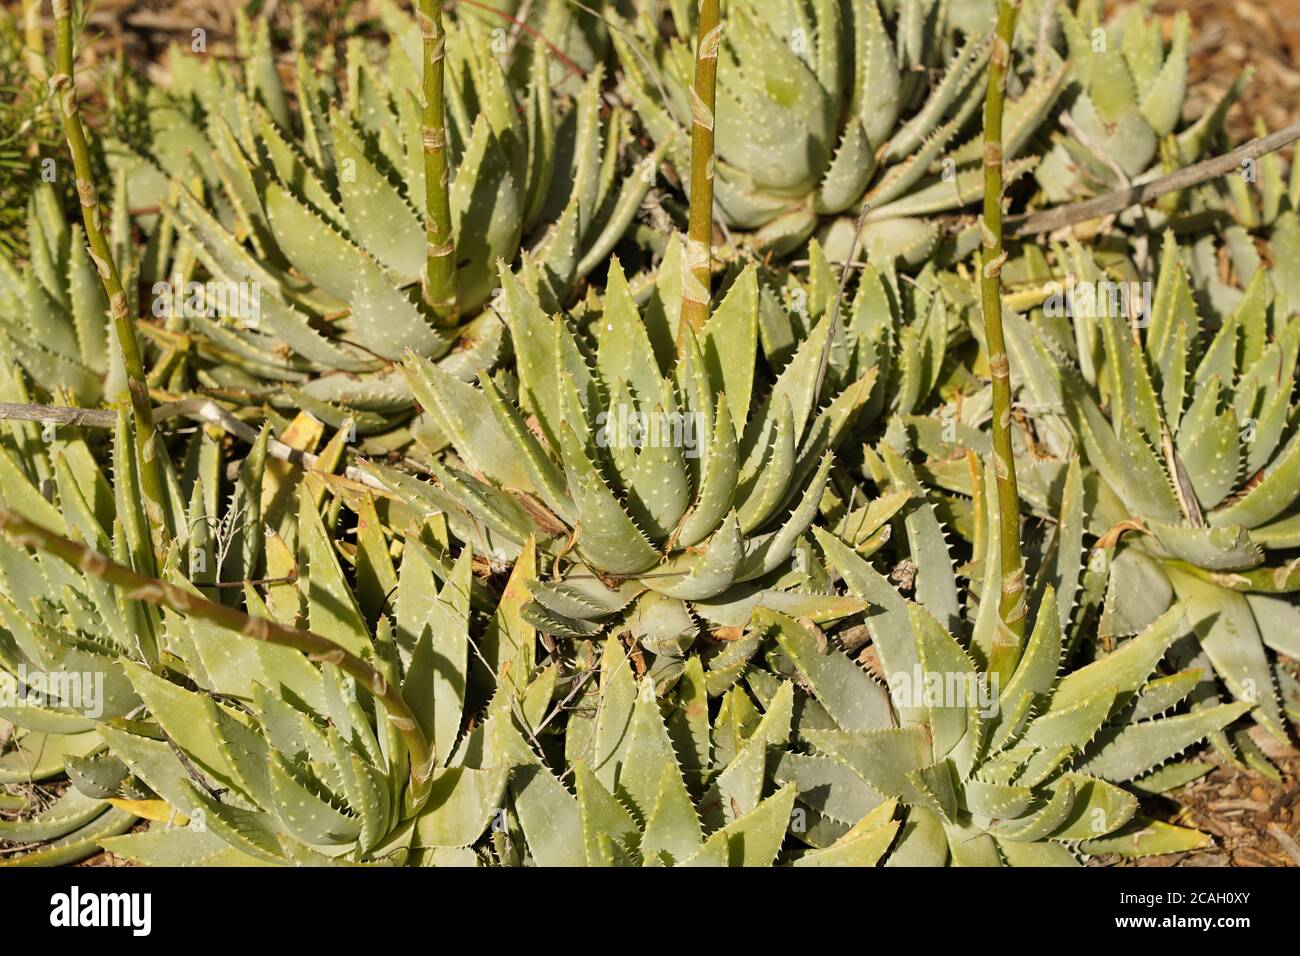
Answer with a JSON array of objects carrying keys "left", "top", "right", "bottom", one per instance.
[{"left": 770, "top": 0, "right": 1254, "bottom": 865}]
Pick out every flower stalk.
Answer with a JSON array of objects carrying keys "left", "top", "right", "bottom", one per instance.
[
  {"left": 51, "top": 0, "right": 173, "bottom": 553},
  {"left": 979, "top": 0, "right": 1026, "bottom": 682},
  {"left": 416, "top": 0, "right": 458, "bottom": 325},
  {"left": 680, "top": 0, "right": 721, "bottom": 338}
]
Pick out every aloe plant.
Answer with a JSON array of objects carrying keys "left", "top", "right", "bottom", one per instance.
[
  {"left": 396, "top": 245, "right": 877, "bottom": 667},
  {"left": 782, "top": 360, "right": 1250, "bottom": 863},
  {"left": 1216, "top": 122, "right": 1300, "bottom": 239},
  {"left": 0, "top": 413, "right": 1251, "bottom": 866},
  {"left": 0, "top": 407, "right": 171, "bottom": 866},
  {"left": 802, "top": 513, "right": 1247, "bottom": 864},
  {"left": 0, "top": 411, "right": 888, "bottom": 867},
  {"left": 1001, "top": 233, "right": 1300, "bottom": 744},
  {"left": 499, "top": 628, "right": 915, "bottom": 867},
  {"left": 111, "top": 3, "right": 661, "bottom": 438},
  {"left": 0, "top": 500, "right": 439, "bottom": 865},
  {"left": 1034, "top": 0, "right": 1200, "bottom": 205},
  {"left": 613, "top": 0, "right": 1068, "bottom": 260},
  {"left": 0, "top": 183, "right": 124, "bottom": 407},
  {"left": 1192, "top": 123, "right": 1300, "bottom": 308},
  {"left": 0, "top": 771, "right": 136, "bottom": 868},
  {"left": 0, "top": 360, "right": 395, "bottom": 864},
  {"left": 753, "top": 20, "right": 1253, "bottom": 861},
  {"left": 0, "top": 401, "right": 446, "bottom": 865},
  {"left": 2, "top": 0, "right": 1291, "bottom": 873},
  {"left": 757, "top": 237, "right": 956, "bottom": 430}
]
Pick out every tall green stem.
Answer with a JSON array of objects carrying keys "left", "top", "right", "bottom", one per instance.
[
  {"left": 51, "top": 0, "right": 173, "bottom": 553},
  {"left": 679, "top": 0, "right": 721, "bottom": 339},
  {"left": 0, "top": 505, "right": 435, "bottom": 786},
  {"left": 416, "top": 0, "right": 458, "bottom": 324},
  {"left": 980, "top": 0, "right": 1025, "bottom": 681}
]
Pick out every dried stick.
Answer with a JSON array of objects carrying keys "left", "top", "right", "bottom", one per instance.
[
  {"left": 0, "top": 400, "right": 392, "bottom": 492},
  {"left": 1008, "top": 122, "right": 1300, "bottom": 237}
]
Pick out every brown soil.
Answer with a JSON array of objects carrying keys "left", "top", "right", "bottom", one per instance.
[
  {"left": 1093, "top": 751, "right": 1300, "bottom": 867},
  {"left": 1152, "top": 0, "right": 1300, "bottom": 140}
]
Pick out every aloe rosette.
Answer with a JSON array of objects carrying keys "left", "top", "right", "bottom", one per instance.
[
  {"left": 391, "top": 243, "right": 877, "bottom": 665},
  {"left": 756, "top": 238, "right": 961, "bottom": 430},
  {"left": 0, "top": 183, "right": 126, "bottom": 407},
  {"left": 1192, "top": 126, "right": 1300, "bottom": 311},
  {"left": 111, "top": 4, "right": 659, "bottom": 438},
  {"left": 1034, "top": 1, "right": 1208, "bottom": 205},
  {"left": 612, "top": 0, "right": 1067, "bottom": 261},
  {"left": 0, "top": 411, "right": 164, "bottom": 866},
  {"left": 985, "top": 230, "right": 1300, "bottom": 746},
  {"left": 769, "top": 452, "right": 1249, "bottom": 865},
  {"left": 475, "top": 631, "right": 880, "bottom": 867},
  {"left": 0, "top": 397, "right": 503, "bottom": 865}
]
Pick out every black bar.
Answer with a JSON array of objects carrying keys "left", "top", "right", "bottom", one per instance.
[{"left": 3, "top": 864, "right": 1291, "bottom": 943}]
